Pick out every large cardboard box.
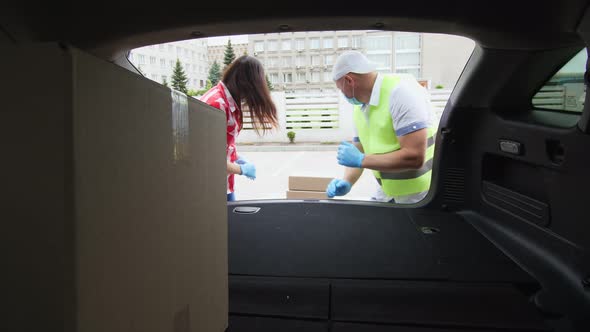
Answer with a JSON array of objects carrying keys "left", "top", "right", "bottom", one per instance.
[
  {"left": 287, "top": 176, "right": 332, "bottom": 199},
  {"left": 2, "top": 44, "right": 228, "bottom": 332}
]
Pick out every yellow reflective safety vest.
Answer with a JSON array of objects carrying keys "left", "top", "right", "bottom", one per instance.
[{"left": 352, "top": 74, "right": 436, "bottom": 198}]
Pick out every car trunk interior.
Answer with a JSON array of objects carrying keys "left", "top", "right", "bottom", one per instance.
[
  {"left": 2, "top": 3, "right": 590, "bottom": 332},
  {"left": 227, "top": 202, "right": 545, "bottom": 331}
]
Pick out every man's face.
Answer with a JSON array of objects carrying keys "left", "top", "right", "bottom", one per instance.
[{"left": 336, "top": 75, "right": 354, "bottom": 98}]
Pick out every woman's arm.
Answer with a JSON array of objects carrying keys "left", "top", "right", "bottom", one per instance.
[{"left": 227, "top": 160, "right": 242, "bottom": 175}]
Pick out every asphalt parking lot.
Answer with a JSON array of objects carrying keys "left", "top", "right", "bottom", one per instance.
[{"left": 233, "top": 149, "right": 378, "bottom": 201}]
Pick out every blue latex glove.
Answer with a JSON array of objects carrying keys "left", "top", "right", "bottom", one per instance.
[
  {"left": 235, "top": 155, "right": 248, "bottom": 165},
  {"left": 337, "top": 141, "right": 365, "bottom": 168},
  {"left": 239, "top": 162, "right": 256, "bottom": 180},
  {"left": 326, "top": 179, "right": 352, "bottom": 198}
]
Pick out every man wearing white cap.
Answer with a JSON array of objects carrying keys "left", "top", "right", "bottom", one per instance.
[{"left": 326, "top": 51, "right": 436, "bottom": 204}]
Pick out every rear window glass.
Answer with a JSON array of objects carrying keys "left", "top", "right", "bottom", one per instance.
[
  {"left": 532, "top": 48, "right": 587, "bottom": 113},
  {"left": 129, "top": 31, "right": 475, "bottom": 203}
]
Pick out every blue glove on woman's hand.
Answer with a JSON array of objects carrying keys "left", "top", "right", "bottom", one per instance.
[
  {"left": 239, "top": 162, "right": 256, "bottom": 180},
  {"left": 235, "top": 155, "right": 248, "bottom": 165},
  {"left": 337, "top": 141, "right": 364, "bottom": 168},
  {"left": 326, "top": 179, "right": 352, "bottom": 198}
]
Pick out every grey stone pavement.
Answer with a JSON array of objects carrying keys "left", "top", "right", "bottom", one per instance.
[{"left": 233, "top": 143, "right": 379, "bottom": 201}]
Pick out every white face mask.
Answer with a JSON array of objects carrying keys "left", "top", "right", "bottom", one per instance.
[{"left": 343, "top": 79, "right": 363, "bottom": 105}]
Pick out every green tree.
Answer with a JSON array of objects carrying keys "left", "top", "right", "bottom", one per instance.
[
  {"left": 195, "top": 79, "right": 214, "bottom": 97},
  {"left": 208, "top": 61, "right": 221, "bottom": 86},
  {"left": 223, "top": 39, "right": 236, "bottom": 67},
  {"left": 171, "top": 59, "right": 188, "bottom": 93},
  {"left": 161, "top": 78, "right": 169, "bottom": 87},
  {"left": 266, "top": 74, "right": 274, "bottom": 91}
]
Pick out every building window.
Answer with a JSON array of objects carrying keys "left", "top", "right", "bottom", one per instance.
[
  {"left": 150, "top": 56, "right": 156, "bottom": 65},
  {"left": 352, "top": 35, "right": 363, "bottom": 49},
  {"left": 325, "top": 54, "right": 334, "bottom": 66},
  {"left": 395, "top": 32, "right": 421, "bottom": 50},
  {"left": 296, "top": 55, "right": 307, "bottom": 67},
  {"left": 169, "top": 60, "right": 174, "bottom": 68},
  {"left": 283, "top": 73, "right": 293, "bottom": 83},
  {"left": 255, "top": 41, "right": 264, "bottom": 52},
  {"left": 324, "top": 71, "right": 332, "bottom": 82},
  {"left": 311, "top": 55, "right": 321, "bottom": 66},
  {"left": 159, "top": 44, "right": 165, "bottom": 50},
  {"left": 268, "top": 40, "right": 278, "bottom": 51},
  {"left": 138, "top": 54, "right": 145, "bottom": 64},
  {"left": 282, "top": 56, "right": 292, "bottom": 67},
  {"left": 160, "top": 59, "right": 166, "bottom": 67},
  {"left": 168, "top": 45, "right": 173, "bottom": 52},
  {"left": 270, "top": 73, "right": 279, "bottom": 84},
  {"left": 338, "top": 36, "right": 349, "bottom": 48},
  {"left": 367, "top": 35, "right": 392, "bottom": 50},
  {"left": 323, "top": 38, "right": 334, "bottom": 49},
  {"left": 310, "top": 38, "right": 320, "bottom": 49},
  {"left": 311, "top": 72, "right": 320, "bottom": 82},
  {"left": 268, "top": 57, "right": 279, "bottom": 68},
  {"left": 296, "top": 72, "right": 307, "bottom": 83},
  {"left": 395, "top": 52, "right": 420, "bottom": 67},
  {"left": 395, "top": 33, "right": 421, "bottom": 77},
  {"left": 367, "top": 54, "right": 392, "bottom": 71},
  {"left": 200, "top": 80, "right": 204, "bottom": 87},
  {"left": 295, "top": 39, "right": 305, "bottom": 50},
  {"left": 282, "top": 40, "right": 292, "bottom": 51}
]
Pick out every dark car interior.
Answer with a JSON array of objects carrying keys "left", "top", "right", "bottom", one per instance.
[{"left": 2, "top": 2, "right": 590, "bottom": 332}]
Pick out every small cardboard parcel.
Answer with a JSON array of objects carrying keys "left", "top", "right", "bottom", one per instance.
[{"left": 287, "top": 176, "right": 333, "bottom": 199}]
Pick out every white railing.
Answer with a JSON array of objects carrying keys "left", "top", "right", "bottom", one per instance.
[
  {"left": 285, "top": 92, "right": 340, "bottom": 130},
  {"left": 428, "top": 89, "right": 452, "bottom": 125},
  {"left": 236, "top": 89, "right": 452, "bottom": 143},
  {"left": 532, "top": 85, "right": 566, "bottom": 110}
]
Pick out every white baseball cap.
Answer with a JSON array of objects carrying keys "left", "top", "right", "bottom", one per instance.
[{"left": 332, "top": 51, "right": 377, "bottom": 81}]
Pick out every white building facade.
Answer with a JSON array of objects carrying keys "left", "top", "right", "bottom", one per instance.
[
  {"left": 129, "top": 39, "right": 209, "bottom": 90},
  {"left": 208, "top": 42, "right": 249, "bottom": 68},
  {"left": 248, "top": 31, "right": 474, "bottom": 92}
]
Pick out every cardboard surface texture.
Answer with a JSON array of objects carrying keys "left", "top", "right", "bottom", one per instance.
[
  {"left": 287, "top": 176, "right": 332, "bottom": 199},
  {"left": 289, "top": 176, "right": 333, "bottom": 192},
  {"left": 286, "top": 190, "right": 329, "bottom": 199},
  {"left": 3, "top": 44, "right": 228, "bottom": 332}
]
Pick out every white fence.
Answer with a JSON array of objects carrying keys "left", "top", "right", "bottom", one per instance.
[
  {"left": 285, "top": 92, "right": 340, "bottom": 130},
  {"left": 532, "top": 85, "right": 566, "bottom": 110},
  {"left": 532, "top": 84, "right": 585, "bottom": 113},
  {"left": 429, "top": 89, "right": 452, "bottom": 124},
  {"left": 237, "top": 89, "right": 450, "bottom": 144}
]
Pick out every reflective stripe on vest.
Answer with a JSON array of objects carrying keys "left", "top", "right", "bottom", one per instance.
[{"left": 352, "top": 74, "right": 436, "bottom": 198}]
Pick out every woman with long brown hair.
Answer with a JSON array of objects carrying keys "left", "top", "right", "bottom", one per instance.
[{"left": 199, "top": 55, "right": 279, "bottom": 201}]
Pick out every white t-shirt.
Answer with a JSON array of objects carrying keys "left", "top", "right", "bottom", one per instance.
[
  {"left": 353, "top": 73, "right": 433, "bottom": 141},
  {"left": 353, "top": 74, "right": 433, "bottom": 204}
]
